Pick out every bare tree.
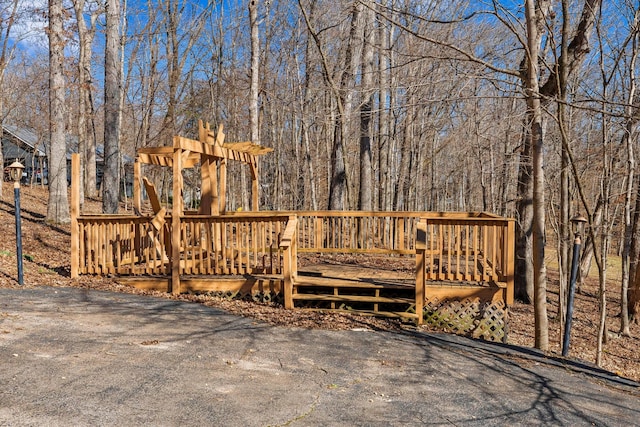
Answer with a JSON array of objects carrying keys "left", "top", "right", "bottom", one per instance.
[
  {"left": 0, "top": 0, "right": 20, "bottom": 198},
  {"left": 298, "top": 0, "right": 362, "bottom": 210},
  {"left": 73, "top": 0, "right": 101, "bottom": 200},
  {"left": 249, "top": 0, "right": 260, "bottom": 210},
  {"left": 620, "top": 4, "right": 640, "bottom": 336},
  {"left": 103, "top": 0, "right": 121, "bottom": 213},
  {"left": 299, "top": 1, "right": 319, "bottom": 210},
  {"left": 47, "top": 0, "right": 70, "bottom": 223},
  {"left": 524, "top": 0, "right": 549, "bottom": 350},
  {"left": 358, "top": 0, "right": 374, "bottom": 211},
  {"left": 249, "top": 0, "right": 260, "bottom": 144}
]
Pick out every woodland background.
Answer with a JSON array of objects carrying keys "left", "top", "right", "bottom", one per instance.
[{"left": 1, "top": 0, "right": 640, "bottom": 364}]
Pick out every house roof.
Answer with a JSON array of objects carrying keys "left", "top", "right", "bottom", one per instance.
[
  {"left": 2, "top": 124, "right": 133, "bottom": 165},
  {"left": 2, "top": 124, "right": 47, "bottom": 157},
  {"left": 66, "top": 134, "right": 134, "bottom": 164}
]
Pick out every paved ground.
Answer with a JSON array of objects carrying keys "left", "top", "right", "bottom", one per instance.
[{"left": 0, "top": 286, "right": 638, "bottom": 426}]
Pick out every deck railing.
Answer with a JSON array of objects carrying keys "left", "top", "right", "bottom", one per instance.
[
  {"left": 73, "top": 207, "right": 513, "bottom": 312},
  {"left": 290, "top": 211, "right": 502, "bottom": 255},
  {"left": 294, "top": 211, "right": 419, "bottom": 254},
  {"left": 75, "top": 211, "right": 512, "bottom": 280},
  {"left": 179, "top": 214, "right": 288, "bottom": 275},
  {"left": 75, "top": 213, "right": 291, "bottom": 277},
  {"left": 415, "top": 214, "right": 515, "bottom": 316},
  {"left": 76, "top": 215, "right": 169, "bottom": 276}
]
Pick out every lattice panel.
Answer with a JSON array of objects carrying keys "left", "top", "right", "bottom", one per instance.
[{"left": 423, "top": 297, "right": 507, "bottom": 342}]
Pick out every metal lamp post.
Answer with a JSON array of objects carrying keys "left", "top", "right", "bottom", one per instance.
[
  {"left": 562, "top": 214, "right": 587, "bottom": 357},
  {"left": 8, "top": 161, "right": 25, "bottom": 285}
]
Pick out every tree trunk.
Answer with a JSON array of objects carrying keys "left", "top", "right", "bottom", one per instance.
[
  {"left": 621, "top": 124, "right": 635, "bottom": 336},
  {"left": 73, "top": 0, "right": 99, "bottom": 200},
  {"left": 328, "top": 123, "right": 347, "bottom": 210},
  {"left": 47, "top": 0, "right": 70, "bottom": 224},
  {"left": 300, "top": 1, "right": 318, "bottom": 210},
  {"left": 0, "top": 0, "right": 20, "bottom": 198},
  {"left": 298, "top": 0, "right": 356, "bottom": 210},
  {"left": 629, "top": 181, "right": 640, "bottom": 320},
  {"left": 557, "top": 0, "right": 571, "bottom": 342},
  {"left": 103, "top": 0, "right": 121, "bottom": 214},
  {"left": 358, "top": 2, "right": 374, "bottom": 211},
  {"left": 525, "top": 0, "right": 548, "bottom": 350},
  {"left": 515, "top": 126, "right": 534, "bottom": 303},
  {"left": 377, "top": 9, "right": 392, "bottom": 211},
  {"left": 249, "top": 0, "right": 260, "bottom": 210},
  {"left": 620, "top": 7, "right": 640, "bottom": 334},
  {"left": 249, "top": 0, "right": 260, "bottom": 144},
  {"left": 393, "top": 117, "right": 412, "bottom": 211}
]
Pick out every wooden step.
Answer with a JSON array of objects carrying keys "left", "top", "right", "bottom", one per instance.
[
  {"left": 292, "top": 293, "right": 413, "bottom": 304},
  {"left": 303, "top": 308, "right": 419, "bottom": 320},
  {"left": 294, "top": 276, "right": 414, "bottom": 290}
]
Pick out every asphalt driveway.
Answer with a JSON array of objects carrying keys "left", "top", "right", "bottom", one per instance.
[{"left": 1, "top": 286, "right": 638, "bottom": 426}]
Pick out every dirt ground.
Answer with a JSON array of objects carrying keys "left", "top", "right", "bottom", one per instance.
[{"left": 1, "top": 185, "right": 638, "bottom": 383}]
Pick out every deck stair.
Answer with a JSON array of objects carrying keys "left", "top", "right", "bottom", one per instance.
[{"left": 292, "top": 266, "right": 418, "bottom": 320}]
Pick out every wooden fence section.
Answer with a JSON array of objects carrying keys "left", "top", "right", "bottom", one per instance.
[
  {"left": 295, "top": 211, "right": 417, "bottom": 254},
  {"left": 290, "top": 211, "right": 498, "bottom": 255},
  {"left": 74, "top": 213, "right": 291, "bottom": 279},
  {"left": 179, "top": 214, "right": 288, "bottom": 275},
  {"left": 76, "top": 215, "right": 168, "bottom": 276}
]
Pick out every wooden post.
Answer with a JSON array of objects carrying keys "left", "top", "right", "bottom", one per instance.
[
  {"left": 283, "top": 244, "right": 293, "bottom": 309},
  {"left": 200, "top": 153, "right": 212, "bottom": 215},
  {"left": 70, "top": 154, "right": 80, "bottom": 279},
  {"left": 251, "top": 176, "right": 259, "bottom": 211},
  {"left": 281, "top": 215, "right": 298, "bottom": 310},
  {"left": 415, "top": 219, "right": 427, "bottom": 325},
  {"left": 133, "top": 159, "right": 141, "bottom": 214},
  {"left": 209, "top": 159, "right": 219, "bottom": 215},
  {"left": 250, "top": 158, "right": 259, "bottom": 211},
  {"left": 219, "top": 158, "right": 227, "bottom": 214},
  {"left": 214, "top": 124, "right": 226, "bottom": 214},
  {"left": 314, "top": 216, "right": 322, "bottom": 250},
  {"left": 199, "top": 121, "right": 213, "bottom": 215},
  {"left": 204, "top": 122, "right": 219, "bottom": 214},
  {"left": 171, "top": 144, "right": 183, "bottom": 294},
  {"left": 505, "top": 219, "right": 515, "bottom": 305},
  {"left": 291, "top": 215, "right": 298, "bottom": 279},
  {"left": 398, "top": 217, "right": 405, "bottom": 251}
]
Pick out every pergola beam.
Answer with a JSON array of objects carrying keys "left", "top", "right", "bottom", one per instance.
[{"left": 133, "top": 120, "right": 270, "bottom": 215}]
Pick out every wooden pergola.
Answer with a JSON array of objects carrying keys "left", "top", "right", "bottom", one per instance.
[
  {"left": 124, "top": 121, "right": 273, "bottom": 294},
  {"left": 132, "top": 120, "right": 273, "bottom": 216}
]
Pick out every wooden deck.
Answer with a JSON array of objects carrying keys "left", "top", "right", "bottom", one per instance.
[{"left": 69, "top": 151, "right": 515, "bottom": 327}]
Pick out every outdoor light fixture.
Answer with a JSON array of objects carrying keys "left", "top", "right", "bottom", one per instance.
[
  {"left": 570, "top": 214, "right": 588, "bottom": 238},
  {"left": 8, "top": 160, "right": 24, "bottom": 183},
  {"left": 8, "top": 160, "right": 25, "bottom": 285},
  {"left": 562, "top": 214, "right": 588, "bottom": 357}
]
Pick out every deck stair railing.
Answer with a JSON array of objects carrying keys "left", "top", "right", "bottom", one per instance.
[{"left": 415, "top": 214, "right": 515, "bottom": 318}]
